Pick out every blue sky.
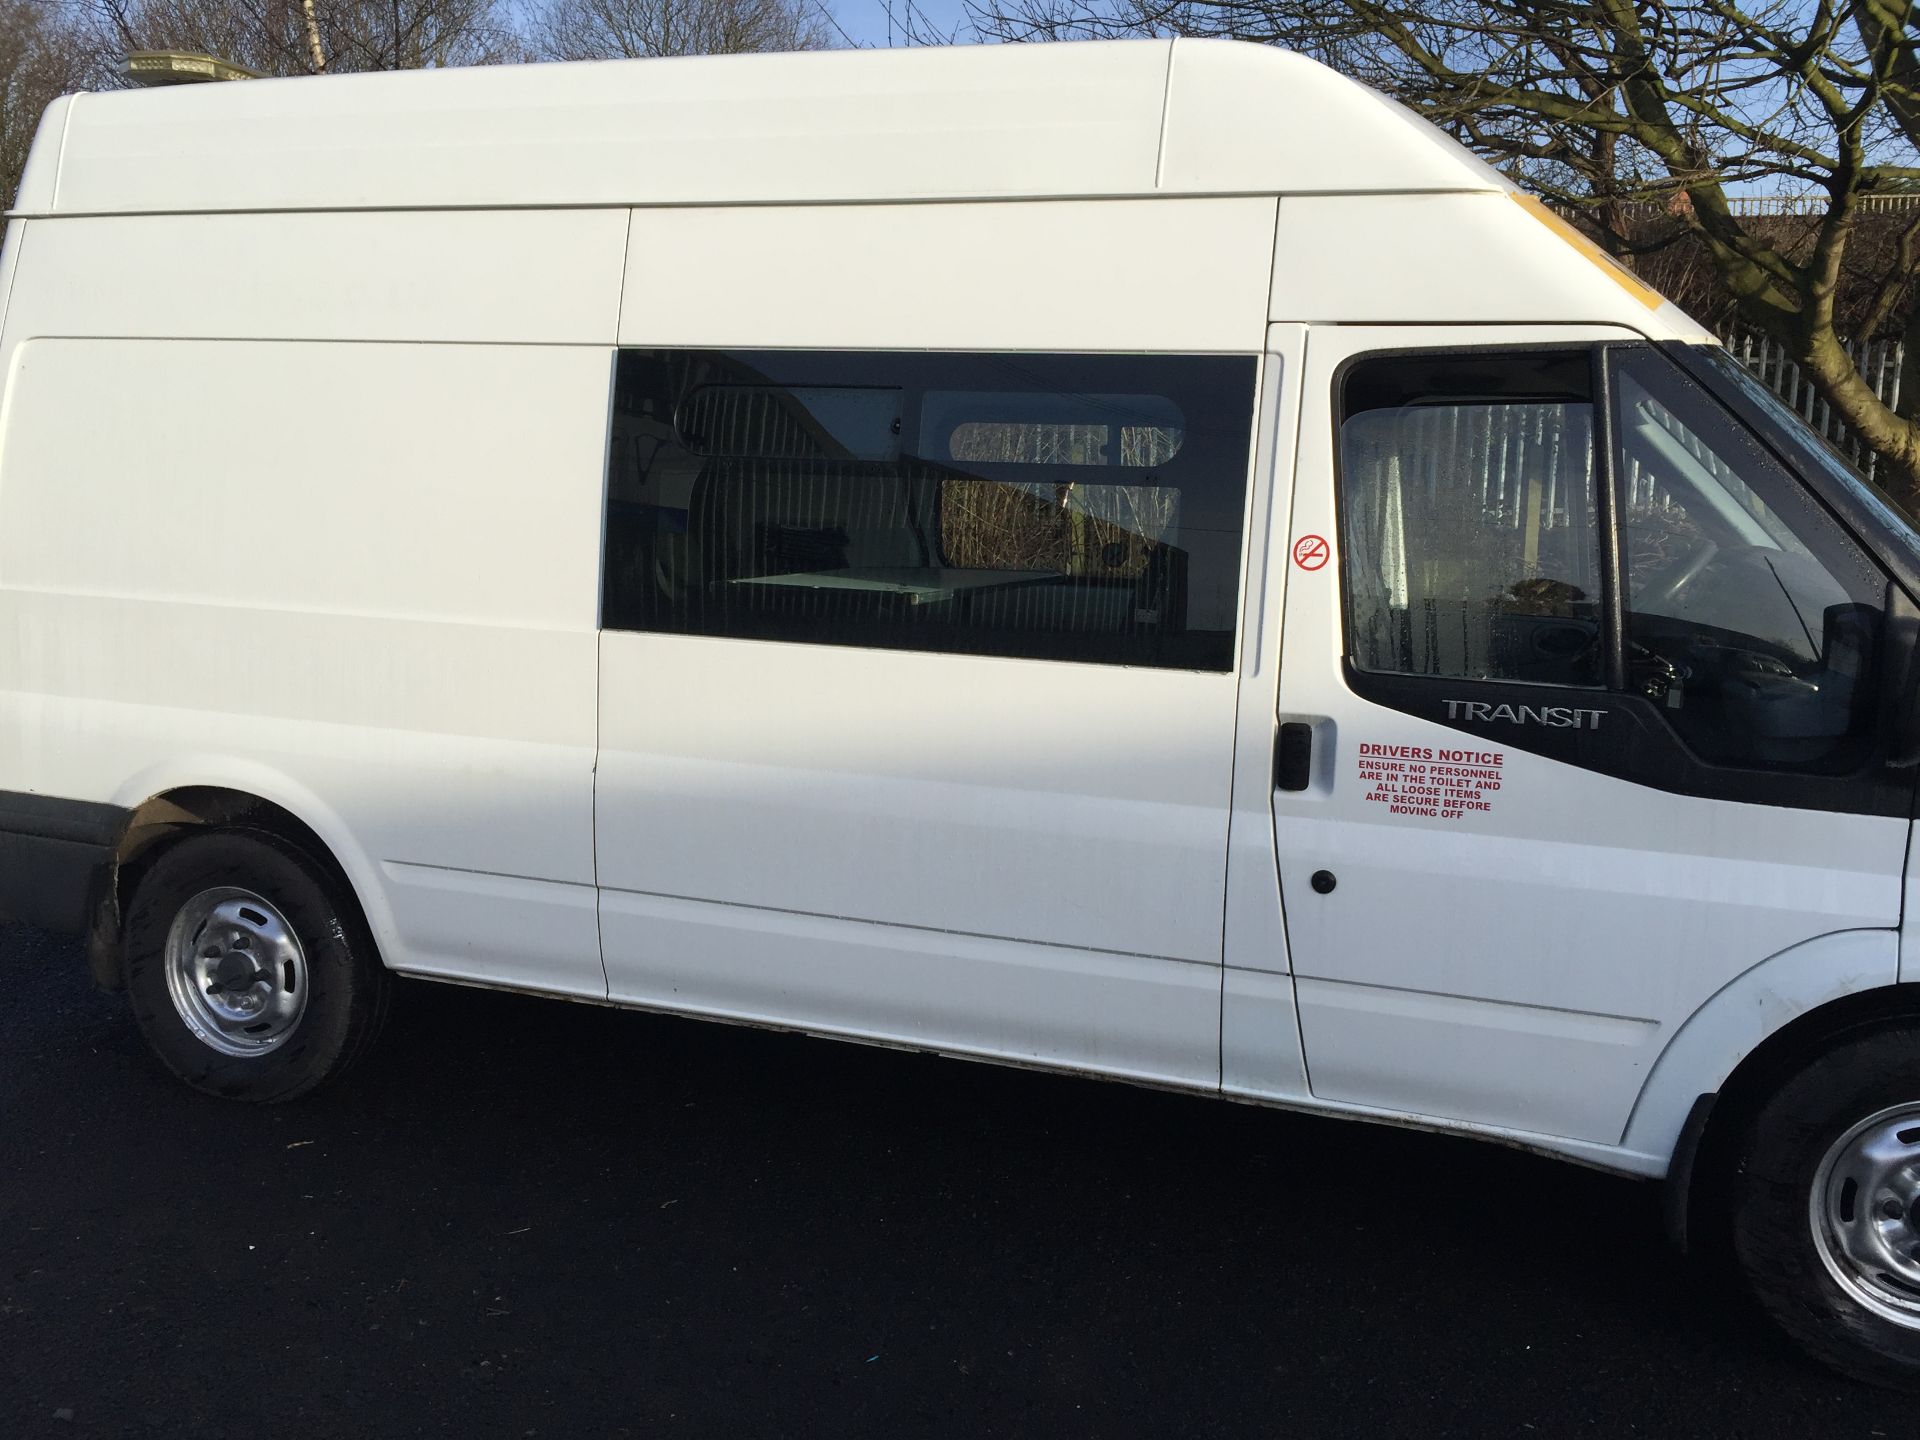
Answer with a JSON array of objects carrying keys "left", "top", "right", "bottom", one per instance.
[{"left": 828, "top": 0, "right": 983, "bottom": 48}]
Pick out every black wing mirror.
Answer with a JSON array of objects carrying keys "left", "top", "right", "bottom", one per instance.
[{"left": 1879, "top": 590, "right": 1920, "bottom": 768}]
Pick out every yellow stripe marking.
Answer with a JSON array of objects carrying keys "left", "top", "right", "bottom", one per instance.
[{"left": 1512, "top": 192, "right": 1666, "bottom": 311}]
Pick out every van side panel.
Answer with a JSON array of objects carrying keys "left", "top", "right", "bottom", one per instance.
[
  {"left": 0, "top": 339, "right": 602, "bottom": 625},
  {"left": 0, "top": 335, "right": 609, "bottom": 995},
  {"left": 20, "top": 43, "right": 1503, "bottom": 220},
  {"left": 1269, "top": 193, "right": 1714, "bottom": 340},
  {"left": 601, "top": 638, "right": 1240, "bottom": 965},
  {"left": 618, "top": 198, "right": 1277, "bottom": 352},
  {"left": 1158, "top": 42, "right": 1507, "bottom": 194},
  {"left": 3, "top": 211, "right": 628, "bottom": 346},
  {"left": 40, "top": 45, "right": 1178, "bottom": 216}
]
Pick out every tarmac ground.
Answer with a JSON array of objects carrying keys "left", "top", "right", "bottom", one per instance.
[{"left": 2, "top": 922, "right": 1914, "bottom": 1438}]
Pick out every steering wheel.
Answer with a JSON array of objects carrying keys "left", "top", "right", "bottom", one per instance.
[{"left": 1642, "top": 542, "right": 1776, "bottom": 610}]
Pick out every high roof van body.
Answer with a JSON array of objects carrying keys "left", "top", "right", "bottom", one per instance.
[{"left": 5, "top": 38, "right": 1920, "bottom": 1385}]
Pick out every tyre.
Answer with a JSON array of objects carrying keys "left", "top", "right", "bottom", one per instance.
[
  {"left": 1731, "top": 1026, "right": 1920, "bottom": 1389},
  {"left": 122, "top": 829, "right": 392, "bottom": 1102}
]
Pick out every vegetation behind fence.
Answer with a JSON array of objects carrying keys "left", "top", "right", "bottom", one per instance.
[{"left": 1721, "top": 329, "right": 1908, "bottom": 480}]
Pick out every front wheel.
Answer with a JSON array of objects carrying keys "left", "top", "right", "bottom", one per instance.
[
  {"left": 1731, "top": 1027, "right": 1920, "bottom": 1389},
  {"left": 123, "top": 830, "right": 392, "bottom": 1102}
]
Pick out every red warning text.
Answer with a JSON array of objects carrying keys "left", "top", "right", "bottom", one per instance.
[{"left": 1357, "top": 742, "right": 1505, "bottom": 822}]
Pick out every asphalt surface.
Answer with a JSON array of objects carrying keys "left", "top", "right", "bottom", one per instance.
[{"left": 2, "top": 922, "right": 1915, "bottom": 1439}]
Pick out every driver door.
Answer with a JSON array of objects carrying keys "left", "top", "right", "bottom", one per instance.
[{"left": 1270, "top": 329, "right": 1912, "bottom": 1146}]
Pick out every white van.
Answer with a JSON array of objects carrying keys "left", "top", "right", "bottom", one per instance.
[{"left": 5, "top": 36, "right": 1919, "bottom": 1384}]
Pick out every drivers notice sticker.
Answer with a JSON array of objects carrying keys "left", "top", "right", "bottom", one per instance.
[{"left": 1357, "top": 743, "right": 1504, "bottom": 822}]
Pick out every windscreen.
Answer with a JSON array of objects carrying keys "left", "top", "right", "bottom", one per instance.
[{"left": 1681, "top": 344, "right": 1920, "bottom": 570}]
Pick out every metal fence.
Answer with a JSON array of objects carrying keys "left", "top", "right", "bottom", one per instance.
[
  {"left": 1722, "top": 193, "right": 1920, "bottom": 217},
  {"left": 1577, "top": 193, "right": 1920, "bottom": 222},
  {"left": 1720, "top": 329, "right": 1906, "bottom": 480}
]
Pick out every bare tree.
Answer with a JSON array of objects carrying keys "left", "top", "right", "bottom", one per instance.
[
  {"left": 975, "top": 0, "right": 1920, "bottom": 508},
  {"left": 325, "top": 0, "right": 517, "bottom": 68},
  {"left": 87, "top": 0, "right": 518, "bottom": 78},
  {"left": 876, "top": 0, "right": 964, "bottom": 45},
  {"left": 2, "top": 0, "right": 101, "bottom": 210},
  {"left": 88, "top": 0, "right": 318, "bottom": 75},
  {"left": 530, "top": 0, "right": 830, "bottom": 61}
]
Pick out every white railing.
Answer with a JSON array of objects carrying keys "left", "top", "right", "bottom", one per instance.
[
  {"left": 1720, "top": 329, "right": 1907, "bottom": 480},
  {"left": 1564, "top": 194, "right": 1920, "bottom": 222},
  {"left": 1722, "top": 194, "right": 1920, "bottom": 217}
]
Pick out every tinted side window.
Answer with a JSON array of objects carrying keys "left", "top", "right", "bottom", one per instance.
[
  {"left": 1338, "top": 352, "right": 1603, "bottom": 687},
  {"left": 602, "top": 350, "right": 1257, "bottom": 671}
]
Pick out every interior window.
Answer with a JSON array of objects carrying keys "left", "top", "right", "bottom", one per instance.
[
  {"left": 934, "top": 394, "right": 1184, "bottom": 582},
  {"left": 1611, "top": 348, "right": 1886, "bottom": 769},
  {"left": 601, "top": 350, "right": 1256, "bottom": 671},
  {"left": 1338, "top": 352, "right": 1603, "bottom": 686}
]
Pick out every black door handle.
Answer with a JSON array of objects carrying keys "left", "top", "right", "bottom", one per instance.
[{"left": 1275, "top": 721, "right": 1313, "bottom": 792}]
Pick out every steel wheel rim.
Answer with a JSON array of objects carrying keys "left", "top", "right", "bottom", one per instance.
[
  {"left": 162, "top": 887, "right": 309, "bottom": 1058},
  {"left": 1810, "top": 1103, "right": 1920, "bottom": 1330}
]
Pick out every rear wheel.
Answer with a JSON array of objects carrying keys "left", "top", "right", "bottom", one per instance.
[
  {"left": 123, "top": 830, "right": 391, "bottom": 1102},
  {"left": 1731, "top": 1027, "right": 1920, "bottom": 1389}
]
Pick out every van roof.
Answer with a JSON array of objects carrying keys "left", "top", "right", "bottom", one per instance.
[{"left": 12, "top": 39, "right": 1510, "bottom": 217}]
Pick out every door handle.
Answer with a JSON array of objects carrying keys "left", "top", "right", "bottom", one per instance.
[{"left": 1275, "top": 721, "right": 1314, "bottom": 792}]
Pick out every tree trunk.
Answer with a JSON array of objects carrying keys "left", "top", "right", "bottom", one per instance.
[
  {"left": 302, "top": 0, "right": 329, "bottom": 72},
  {"left": 1898, "top": 301, "right": 1920, "bottom": 497},
  {"left": 1802, "top": 315, "right": 1920, "bottom": 508}
]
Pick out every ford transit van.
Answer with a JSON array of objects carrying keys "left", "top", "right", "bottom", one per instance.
[{"left": 5, "top": 38, "right": 1919, "bottom": 1385}]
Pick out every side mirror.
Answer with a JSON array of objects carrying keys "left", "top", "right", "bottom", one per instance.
[
  {"left": 1823, "top": 601, "right": 1876, "bottom": 679},
  {"left": 1880, "top": 590, "right": 1920, "bottom": 768}
]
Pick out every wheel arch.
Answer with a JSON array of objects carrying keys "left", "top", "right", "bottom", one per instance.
[
  {"left": 87, "top": 767, "right": 394, "bottom": 992},
  {"left": 1620, "top": 927, "right": 1918, "bottom": 1255}
]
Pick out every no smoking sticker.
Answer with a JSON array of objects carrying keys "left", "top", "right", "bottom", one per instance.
[{"left": 1292, "top": 534, "right": 1330, "bottom": 571}]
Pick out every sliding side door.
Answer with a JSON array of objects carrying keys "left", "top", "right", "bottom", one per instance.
[{"left": 593, "top": 347, "right": 1261, "bottom": 1086}]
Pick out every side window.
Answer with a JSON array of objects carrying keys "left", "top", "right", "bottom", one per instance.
[
  {"left": 1611, "top": 348, "right": 1886, "bottom": 769},
  {"left": 602, "top": 350, "right": 1257, "bottom": 671},
  {"left": 1338, "top": 352, "right": 1604, "bottom": 687},
  {"left": 1335, "top": 345, "right": 1894, "bottom": 778}
]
